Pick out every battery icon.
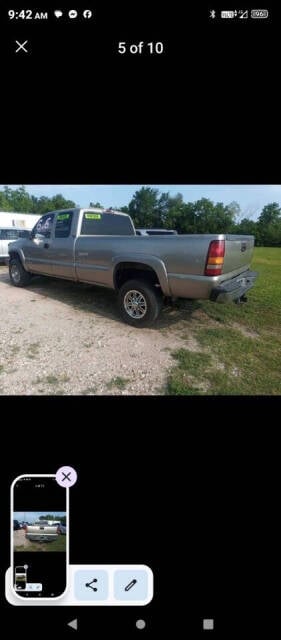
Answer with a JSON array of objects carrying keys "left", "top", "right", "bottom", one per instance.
[
  {"left": 221, "top": 10, "right": 235, "bottom": 18},
  {"left": 251, "top": 9, "right": 269, "bottom": 18}
]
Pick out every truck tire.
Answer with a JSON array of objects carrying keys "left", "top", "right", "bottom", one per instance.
[
  {"left": 9, "top": 257, "right": 32, "bottom": 287},
  {"left": 118, "top": 279, "right": 163, "bottom": 327}
]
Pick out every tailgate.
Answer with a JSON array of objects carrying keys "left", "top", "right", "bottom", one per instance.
[
  {"left": 223, "top": 235, "right": 255, "bottom": 275},
  {"left": 27, "top": 526, "right": 57, "bottom": 534}
]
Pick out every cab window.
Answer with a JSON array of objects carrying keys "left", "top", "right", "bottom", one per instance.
[{"left": 55, "top": 211, "right": 73, "bottom": 238}]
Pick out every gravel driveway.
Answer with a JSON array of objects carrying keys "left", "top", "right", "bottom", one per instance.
[
  {"left": 0, "top": 265, "right": 198, "bottom": 395},
  {"left": 14, "top": 529, "right": 34, "bottom": 549}
]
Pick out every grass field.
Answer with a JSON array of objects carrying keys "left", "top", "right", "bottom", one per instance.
[
  {"left": 14, "top": 535, "right": 66, "bottom": 552},
  {"left": 167, "top": 248, "right": 281, "bottom": 395}
]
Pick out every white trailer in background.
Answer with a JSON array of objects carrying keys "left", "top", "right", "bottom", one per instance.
[{"left": 0, "top": 211, "right": 40, "bottom": 260}]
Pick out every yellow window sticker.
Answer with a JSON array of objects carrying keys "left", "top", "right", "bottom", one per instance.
[
  {"left": 85, "top": 213, "right": 101, "bottom": 220},
  {"left": 57, "top": 213, "right": 70, "bottom": 220}
]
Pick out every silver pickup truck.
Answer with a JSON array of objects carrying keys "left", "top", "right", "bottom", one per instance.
[
  {"left": 8, "top": 208, "right": 258, "bottom": 327},
  {"left": 25, "top": 521, "right": 58, "bottom": 542}
]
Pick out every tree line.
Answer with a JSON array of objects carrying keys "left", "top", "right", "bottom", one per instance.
[
  {"left": 119, "top": 187, "right": 281, "bottom": 246},
  {"left": 1, "top": 185, "right": 281, "bottom": 246},
  {"left": 39, "top": 514, "right": 66, "bottom": 524},
  {"left": 0, "top": 186, "right": 77, "bottom": 216}
]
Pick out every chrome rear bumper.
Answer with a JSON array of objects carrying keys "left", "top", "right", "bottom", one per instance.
[{"left": 210, "top": 270, "right": 258, "bottom": 303}]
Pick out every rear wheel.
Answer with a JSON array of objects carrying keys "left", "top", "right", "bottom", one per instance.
[
  {"left": 117, "top": 279, "right": 163, "bottom": 327},
  {"left": 9, "top": 257, "right": 32, "bottom": 287}
]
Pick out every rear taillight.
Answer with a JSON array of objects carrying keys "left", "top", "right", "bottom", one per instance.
[{"left": 205, "top": 240, "right": 225, "bottom": 276}]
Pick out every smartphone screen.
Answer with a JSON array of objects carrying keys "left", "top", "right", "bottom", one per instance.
[{"left": 11, "top": 475, "right": 68, "bottom": 598}]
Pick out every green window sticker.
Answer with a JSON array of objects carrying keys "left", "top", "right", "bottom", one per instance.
[
  {"left": 57, "top": 213, "right": 70, "bottom": 220},
  {"left": 85, "top": 213, "right": 101, "bottom": 220}
]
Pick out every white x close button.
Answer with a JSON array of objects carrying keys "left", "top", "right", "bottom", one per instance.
[{"left": 15, "top": 40, "right": 28, "bottom": 53}]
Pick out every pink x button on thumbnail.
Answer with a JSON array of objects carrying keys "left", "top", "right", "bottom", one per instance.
[{"left": 56, "top": 466, "right": 77, "bottom": 487}]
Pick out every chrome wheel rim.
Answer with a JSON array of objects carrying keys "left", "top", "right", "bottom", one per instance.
[
  {"left": 124, "top": 289, "right": 147, "bottom": 319},
  {"left": 11, "top": 263, "right": 21, "bottom": 284}
]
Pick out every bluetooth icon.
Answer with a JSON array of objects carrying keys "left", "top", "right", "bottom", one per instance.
[{"left": 210, "top": 10, "right": 216, "bottom": 19}]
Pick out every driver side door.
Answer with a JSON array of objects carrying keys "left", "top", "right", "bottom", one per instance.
[{"left": 24, "top": 213, "right": 55, "bottom": 275}]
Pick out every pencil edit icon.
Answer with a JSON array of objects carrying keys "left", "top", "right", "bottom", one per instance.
[{"left": 124, "top": 579, "right": 137, "bottom": 592}]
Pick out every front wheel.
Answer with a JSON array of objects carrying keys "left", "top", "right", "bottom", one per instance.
[
  {"left": 117, "top": 279, "right": 163, "bottom": 327},
  {"left": 9, "top": 257, "right": 32, "bottom": 287}
]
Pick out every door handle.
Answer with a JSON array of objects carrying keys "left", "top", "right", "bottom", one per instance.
[{"left": 44, "top": 243, "right": 50, "bottom": 249}]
